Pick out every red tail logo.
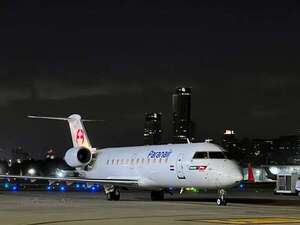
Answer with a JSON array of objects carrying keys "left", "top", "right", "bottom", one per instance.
[{"left": 75, "top": 129, "right": 85, "bottom": 144}]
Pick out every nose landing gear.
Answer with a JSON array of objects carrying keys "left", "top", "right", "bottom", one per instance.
[{"left": 216, "top": 189, "right": 227, "bottom": 206}]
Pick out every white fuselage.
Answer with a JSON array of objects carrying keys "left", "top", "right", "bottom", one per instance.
[{"left": 86, "top": 142, "right": 242, "bottom": 190}]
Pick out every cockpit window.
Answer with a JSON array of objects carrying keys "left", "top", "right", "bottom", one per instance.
[
  {"left": 209, "top": 152, "right": 226, "bottom": 159},
  {"left": 193, "top": 152, "right": 208, "bottom": 159}
]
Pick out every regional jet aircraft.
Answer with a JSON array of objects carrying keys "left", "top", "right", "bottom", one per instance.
[{"left": 0, "top": 114, "right": 242, "bottom": 206}]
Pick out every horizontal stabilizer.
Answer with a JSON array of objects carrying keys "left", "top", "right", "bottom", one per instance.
[
  {"left": 28, "top": 115, "right": 69, "bottom": 121},
  {"left": 28, "top": 115, "right": 103, "bottom": 122},
  {"left": 28, "top": 114, "right": 103, "bottom": 149}
]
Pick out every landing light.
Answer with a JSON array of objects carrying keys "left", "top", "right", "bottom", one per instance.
[
  {"left": 28, "top": 168, "right": 36, "bottom": 176},
  {"left": 56, "top": 170, "right": 65, "bottom": 178}
]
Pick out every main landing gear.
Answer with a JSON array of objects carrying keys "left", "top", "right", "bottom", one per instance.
[
  {"left": 151, "top": 190, "right": 164, "bottom": 201},
  {"left": 216, "top": 189, "right": 227, "bottom": 206},
  {"left": 104, "top": 185, "right": 120, "bottom": 201}
]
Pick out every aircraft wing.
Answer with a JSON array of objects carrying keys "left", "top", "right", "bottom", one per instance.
[{"left": 0, "top": 174, "right": 139, "bottom": 187}]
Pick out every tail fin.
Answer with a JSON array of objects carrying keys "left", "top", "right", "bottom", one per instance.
[{"left": 28, "top": 114, "right": 98, "bottom": 150}]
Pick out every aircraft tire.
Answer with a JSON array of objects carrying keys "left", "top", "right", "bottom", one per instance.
[
  {"left": 151, "top": 191, "right": 164, "bottom": 201},
  {"left": 113, "top": 189, "right": 120, "bottom": 201},
  {"left": 106, "top": 193, "right": 113, "bottom": 201},
  {"left": 106, "top": 189, "right": 120, "bottom": 201},
  {"left": 216, "top": 198, "right": 227, "bottom": 206}
]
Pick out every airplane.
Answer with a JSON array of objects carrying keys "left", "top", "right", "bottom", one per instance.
[{"left": 0, "top": 114, "right": 243, "bottom": 206}]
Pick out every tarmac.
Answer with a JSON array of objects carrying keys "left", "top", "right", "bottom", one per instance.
[{"left": 1, "top": 190, "right": 300, "bottom": 225}]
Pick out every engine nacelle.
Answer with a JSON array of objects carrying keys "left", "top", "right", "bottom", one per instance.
[{"left": 64, "top": 147, "right": 92, "bottom": 167}]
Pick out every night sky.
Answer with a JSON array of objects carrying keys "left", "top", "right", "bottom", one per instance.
[{"left": 1, "top": 1, "right": 300, "bottom": 158}]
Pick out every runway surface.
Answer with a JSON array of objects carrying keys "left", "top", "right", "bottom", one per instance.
[{"left": 1, "top": 190, "right": 300, "bottom": 225}]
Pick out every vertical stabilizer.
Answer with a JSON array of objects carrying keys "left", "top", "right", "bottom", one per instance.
[
  {"left": 28, "top": 114, "right": 93, "bottom": 150},
  {"left": 67, "top": 114, "right": 92, "bottom": 149}
]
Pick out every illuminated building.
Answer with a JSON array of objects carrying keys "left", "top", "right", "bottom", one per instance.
[
  {"left": 172, "top": 87, "right": 194, "bottom": 143},
  {"left": 46, "top": 148, "right": 56, "bottom": 159},
  {"left": 222, "top": 129, "right": 238, "bottom": 151},
  {"left": 144, "top": 112, "right": 162, "bottom": 145}
]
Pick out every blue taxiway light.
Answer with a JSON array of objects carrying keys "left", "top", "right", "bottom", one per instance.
[
  {"left": 11, "top": 184, "right": 18, "bottom": 192},
  {"left": 59, "top": 185, "right": 66, "bottom": 192},
  {"left": 91, "top": 186, "right": 97, "bottom": 192},
  {"left": 239, "top": 181, "right": 246, "bottom": 191}
]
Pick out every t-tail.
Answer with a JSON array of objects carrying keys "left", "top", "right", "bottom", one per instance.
[
  {"left": 28, "top": 114, "right": 100, "bottom": 167},
  {"left": 27, "top": 114, "right": 100, "bottom": 150}
]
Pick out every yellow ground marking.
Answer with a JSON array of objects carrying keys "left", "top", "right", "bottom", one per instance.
[{"left": 201, "top": 217, "right": 300, "bottom": 224}]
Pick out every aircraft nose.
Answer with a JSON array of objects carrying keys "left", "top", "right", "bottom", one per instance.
[
  {"left": 231, "top": 169, "right": 243, "bottom": 183},
  {"left": 227, "top": 161, "right": 243, "bottom": 185}
]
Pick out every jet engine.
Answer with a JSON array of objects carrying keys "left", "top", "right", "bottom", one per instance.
[{"left": 64, "top": 147, "right": 92, "bottom": 167}]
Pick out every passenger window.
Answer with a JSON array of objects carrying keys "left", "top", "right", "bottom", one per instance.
[
  {"left": 209, "top": 152, "right": 226, "bottom": 159},
  {"left": 193, "top": 152, "right": 208, "bottom": 159},
  {"left": 106, "top": 160, "right": 109, "bottom": 165}
]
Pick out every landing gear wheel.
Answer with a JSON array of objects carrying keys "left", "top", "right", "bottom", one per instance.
[
  {"left": 216, "top": 197, "right": 227, "bottom": 206},
  {"left": 106, "top": 192, "right": 113, "bottom": 201},
  {"left": 216, "top": 189, "right": 227, "bottom": 206},
  {"left": 151, "top": 191, "right": 164, "bottom": 201},
  {"left": 106, "top": 189, "right": 120, "bottom": 201},
  {"left": 113, "top": 189, "right": 120, "bottom": 200}
]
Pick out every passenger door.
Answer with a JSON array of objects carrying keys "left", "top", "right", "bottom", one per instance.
[{"left": 176, "top": 153, "right": 186, "bottom": 179}]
